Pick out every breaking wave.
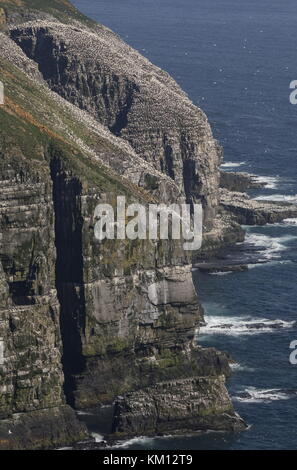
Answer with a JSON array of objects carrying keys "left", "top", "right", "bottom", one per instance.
[
  {"left": 76, "top": 410, "right": 94, "bottom": 416},
  {"left": 248, "top": 260, "right": 293, "bottom": 269},
  {"left": 254, "top": 194, "right": 297, "bottom": 204},
  {"left": 91, "top": 433, "right": 104, "bottom": 443},
  {"left": 252, "top": 175, "right": 279, "bottom": 189},
  {"left": 244, "top": 233, "right": 297, "bottom": 260},
  {"left": 232, "top": 387, "right": 297, "bottom": 403},
  {"left": 283, "top": 218, "right": 297, "bottom": 225},
  {"left": 200, "top": 315, "right": 295, "bottom": 335},
  {"left": 110, "top": 436, "right": 156, "bottom": 449},
  {"left": 220, "top": 161, "right": 246, "bottom": 168},
  {"left": 230, "top": 363, "right": 255, "bottom": 372},
  {"left": 209, "top": 271, "right": 234, "bottom": 276}
]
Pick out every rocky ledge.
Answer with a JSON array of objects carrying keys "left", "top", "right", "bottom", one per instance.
[
  {"left": 220, "top": 188, "right": 297, "bottom": 225},
  {"left": 0, "top": 406, "right": 86, "bottom": 450},
  {"left": 220, "top": 170, "right": 266, "bottom": 192},
  {"left": 112, "top": 376, "right": 246, "bottom": 437}
]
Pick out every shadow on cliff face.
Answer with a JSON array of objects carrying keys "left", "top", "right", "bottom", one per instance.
[
  {"left": 10, "top": 26, "right": 140, "bottom": 138},
  {"left": 50, "top": 148, "right": 86, "bottom": 408}
]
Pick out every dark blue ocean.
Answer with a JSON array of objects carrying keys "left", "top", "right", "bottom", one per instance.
[{"left": 72, "top": 0, "right": 297, "bottom": 450}]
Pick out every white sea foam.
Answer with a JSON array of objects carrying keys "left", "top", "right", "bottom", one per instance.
[
  {"left": 209, "top": 271, "right": 234, "bottom": 276},
  {"left": 254, "top": 194, "right": 297, "bottom": 204},
  {"left": 220, "top": 161, "right": 246, "bottom": 168},
  {"left": 232, "top": 387, "right": 297, "bottom": 403},
  {"left": 200, "top": 315, "right": 295, "bottom": 336},
  {"left": 76, "top": 410, "right": 94, "bottom": 416},
  {"left": 244, "top": 233, "right": 297, "bottom": 260},
  {"left": 110, "top": 436, "right": 155, "bottom": 449},
  {"left": 265, "top": 219, "right": 297, "bottom": 227},
  {"left": 248, "top": 260, "right": 293, "bottom": 269},
  {"left": 252, "top": 175, "right": 279, "bottom": 189},
  {"left": 91, "top": 433, "right": 104, "bottom": 443},
  {"left": 230, "top": 363, "right": 255, "bottom": 372},
  {"left": 283, "top": 218, "right": 297, "bottom": 225}
]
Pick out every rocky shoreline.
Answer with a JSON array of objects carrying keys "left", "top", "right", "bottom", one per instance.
[
  {"left": 194, "top": 174, "right": 297, "bottom": 272},
  {"left": 220, "top": 187, "right": 297, "bottom": 225},
  {"left": 220, "top": 170, "right": 267, "bottom": 192}
]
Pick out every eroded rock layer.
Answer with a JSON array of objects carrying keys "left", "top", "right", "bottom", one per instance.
[
  {"left": 113, "top": 376, "right": 245, "bottom": 437},
  {"left": 220, "top": 188, "right": 297, "bottom": 225}
]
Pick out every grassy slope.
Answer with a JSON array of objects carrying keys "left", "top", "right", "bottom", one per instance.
[
  {"left": 0, "top": 0, "right": 95, "bottom": 25},
  {"left": 0, "top": 53, "right": 159, "bottom": 277},
  {"left": 0, "top": 54, "right": 154, "bottom": 201}
]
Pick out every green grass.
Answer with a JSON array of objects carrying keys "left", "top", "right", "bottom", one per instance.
[
  {"left": 0, "top": 55, "right": 155, "bottom": 200},
  {"left": 0, "top": 0, "right": 95, "bottom": 26}
]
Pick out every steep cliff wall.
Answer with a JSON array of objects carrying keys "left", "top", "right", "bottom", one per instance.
[
  {"left": 7, "top": 15, "right": 246, "bottom": 257},
  {"left": 0, "top": 102, "right": 87, "bottom": 449},
  {"left": 8, "top": 19, "right": 222, "bottom": 230},
  {"left": 0, "top": 0, "right": 246, "bottom": 447}
]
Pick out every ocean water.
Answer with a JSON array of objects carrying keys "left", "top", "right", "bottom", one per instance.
[{"left": 72, "top": 0, "right": 297, "bottom": 450}]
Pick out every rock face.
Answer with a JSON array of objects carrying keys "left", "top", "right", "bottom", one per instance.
[
  {"left": 9, "top": 19, "right": 222, "bottom": 229},
  {"left": 0, "top": 116, "right": 87, "bottom": 449},
  {"left": 220, "top": 189, "right": 297, "bottom": 225},
  {"left": 220, "top": 171, "right": 265, "bottom": 192},
  {"left": 0, "top": 0, "right": 246, "bottom": 447},
  {"left": 113, "top": 375, "right": 245, "bottom": 437}
]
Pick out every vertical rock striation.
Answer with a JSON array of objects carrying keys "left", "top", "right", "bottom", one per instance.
[{"left": 0, "top": 147, "right": 87, "bottom": 449}]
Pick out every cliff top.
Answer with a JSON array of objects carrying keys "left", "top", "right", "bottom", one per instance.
[
  {"left": 0, "top": 0, "right": 94, "bottom": 26},
  {"left": 0, "top": 0, "right": 75, "bottom": 13}
]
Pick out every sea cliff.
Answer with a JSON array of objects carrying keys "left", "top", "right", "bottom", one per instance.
[{"left": 1, "top": 0, "right": 290, "bottom": 448}]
